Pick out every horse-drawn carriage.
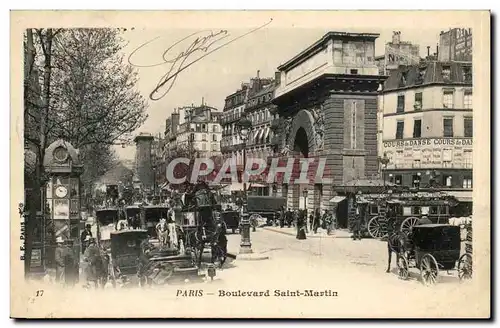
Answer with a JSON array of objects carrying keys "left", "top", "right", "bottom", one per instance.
[
  {"left": 246, "top": 196, "right": 286, "bottom": 227},
  {"left": 359, "top": 191, "right": 458, "bottom": 239},
  {"left": 176, "top": 182, "right": 229, "bottom": 280},
  {"left": 390, "top": 223, "right": 472, "bottom": 286},
  {"left": 220, "top": 210, "right": 240, "bottom": 234}
]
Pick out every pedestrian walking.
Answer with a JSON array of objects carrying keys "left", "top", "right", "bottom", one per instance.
[
  {"left": 55, "top": 237, "right": 66, "bottom": 284},
  {"left": 308, "top": 213, "right": 314, "bottom": 234},
  {"left": 64, "top": 239, "right": 78, "bottom": 287},
  {"left": 80, "top": 224, "right": 93, "bottom": 254},
  {"left": 286, "top": 209, "right": 292, "bottom": 228},
  {"left": 351, "top": 207, "right": 362, "bottom": 240},
  {"left": 313, "top": 208, "right": 321, "bottom": 234},
  {"left": 279, "top": 206, "right": 285, "bottom": 228},
  {"left": 296, "top": 210, "right": 307, "bottom": 240},
  {"left": 324, "top": 210, "right": 336, "bottom": 235},
  {"left": 83, "top": 237, "right": 100, "bottom": 288}
]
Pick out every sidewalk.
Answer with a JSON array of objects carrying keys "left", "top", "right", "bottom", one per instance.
[
  {"left": 263, "top": 226, "right": 353, "bottom": 238},
  {"left": 226, "top": 231, "right": 273, "bottom": 260}
]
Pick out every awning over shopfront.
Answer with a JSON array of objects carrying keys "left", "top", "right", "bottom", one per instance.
[
  {"left": 445, "top": 191, "right": 473, "bottom": 202},
  {"left": 262, "top": 127, "right": 270, "bottom": 141},
  {"left": 250, "top": 183, "right": 267, "bottom": 188},
  {"left": 255, "top": 129, "right": 264, "bottom": 143},
  {"left": 329, "top": 196, "right": 346, "bottom": 204},
  {"left": 227, "top": 183, "right": 244, "bottom": 192}
]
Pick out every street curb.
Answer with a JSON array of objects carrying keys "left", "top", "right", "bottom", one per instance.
[
  {"left": 235, "top": 253, "right": 270, "bottom": 261},
  {"left": 226, "top": 252, "right": 270, "bottom": 260},
  {"left": 262, "top": 227, "right": 353, "bottom": 239}
]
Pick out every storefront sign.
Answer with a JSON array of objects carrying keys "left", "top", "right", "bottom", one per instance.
[
  {"left": 383, "top": 138, "right": 473, "bottom": 149},
  {"left": 382, "top": 138, "right": 473, "bottom": 169}
]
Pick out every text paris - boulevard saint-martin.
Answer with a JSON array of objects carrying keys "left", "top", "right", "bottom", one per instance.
[{"left": 176, "top": 289, "right": 339, "bottom": 297}]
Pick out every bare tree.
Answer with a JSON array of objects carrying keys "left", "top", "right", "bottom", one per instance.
[{"left": 23, "top": 28, "right": 148, "bottom": 274}]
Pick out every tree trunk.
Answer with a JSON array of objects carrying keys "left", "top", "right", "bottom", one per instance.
[
  {"left": 23, "top": 29, "right": 36, "bottom": 276},
  {"left": 25, "top": 29, "right": 54, "bottom": 277}
]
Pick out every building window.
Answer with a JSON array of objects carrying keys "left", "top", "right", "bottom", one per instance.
[
  {"left": 443, "top": 90, "right": 454, "bottom": 108},
  {"left": 443, "top": 176, "right": 452, "bottom": 187},
  {"left": 397, "top": 95, "right": 405, "bottom": 113},
  {"left": 464, "top": 150, "right": 473, "bottom": 168},
  {"left": 399, "top": 71, "right": 408, "bottom": 87},
  {"left": 443, "top": 117, "right": 454, "bottom": 137},
  {"left": 202, "top": 134, "right": 207, "bottom": 141},
  {"left": 394, "top": 174, "right": 403, "bottom": 185},
  {"left": 212, "top": 134, "right": 217, "bottom": 142},
  {"left": 213, "top": 125, "right": 218, "bottom": 132},
  {"left": 464, "top": 90, "right": 472, "bottom": 109},
  {"left": 442, "top": 65, "right": 451, "bottom": 81},
  {"left": 412, "top": 174, "right": 421, "bottom": 188},
  {"left": 413, "top": 119, "right": 422, "bottom": 138},
  {"left": 443, "top": 148, "right": 453, "bottom": 167},
  {"left": 464, "top": 117, "right": 473, "bottom": 137},
  {"left": 396, "top": 121, "right": 404, "bottom": 139},
  {"left": 414, "top": 92, "right": 423, "bottom": 111},
  {"left": 463, "top": 176, "right": 473, "bottom": 189},
  {"left": 351, "top": 101, "right": 357, "bottom": 148},
  {"left": 463, "top": 66, "right": 472, "bottom": 83}
]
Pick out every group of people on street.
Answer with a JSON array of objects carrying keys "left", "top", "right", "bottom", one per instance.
[
  {"left": 273, "top": 207, "right": 336, "bottom": 235},
  {"left": 53, "top": 224, "right": 111, "bottom": 288}
]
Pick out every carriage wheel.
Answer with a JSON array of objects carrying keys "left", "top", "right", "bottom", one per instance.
[
  {"left": 367, "top": 216, "right": 386, "bottom": 239},
  {"left": 397, "top": 254, "right": 409, "bottom": 280},
  {"left": 420, "top": 254, "right": 439, "bottom": 286},
  {"left": 458, "top": 253, "right": 473, "bottom": 281},
  {"left": 400, "top": 217, "right": 420, "bottom": 235},
  {"left": 153, "top": 263, "right": 174, "bottom": 285}
]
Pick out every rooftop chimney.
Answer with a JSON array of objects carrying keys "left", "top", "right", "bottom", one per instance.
[
  {"left": 257, "top": 70, "right": 260, "bottom": 79},
  {"left": 436, "top": 44, "right": 439, "bottom": 59},
  {"left": 427, "top": 46, "right": 430, "bottom": 57},
  {"left": 202, "top": 97, "right": 204, "bottom": 106},
  {"left": 274, "top": 71, "right": 281, "bottom": 85}
]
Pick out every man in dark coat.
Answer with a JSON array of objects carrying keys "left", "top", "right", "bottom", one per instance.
[
  {"left": 64, "top": 239, "right": 78, "bottom": 287},
  {"left": 83, "top": 238, "right": 101, "bottom": 288},
  {"left": 80, "top": 224, "right": 93, "bottom": 254},
  {"left": 296, "top": 210, "right": 307, "bottom": 240},
  {"left": 54, "top": 237, "right": 66, "bottom": 284},
  {"left": 286, "top": 209, "right": 292, "bottom": 228},
  {"left": 279, "top": 206, "right": 285, "bottom": 228},
  {"left": 418, "top": 216, "right": 433, "bottom": 225}
]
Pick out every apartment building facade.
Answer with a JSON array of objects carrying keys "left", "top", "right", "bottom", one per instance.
[
  {"left": 244, "top": 81, "right": 277, "bottom": 194},
  {"left": 380, "top": 61, "right": 473, "bottom": 206}
]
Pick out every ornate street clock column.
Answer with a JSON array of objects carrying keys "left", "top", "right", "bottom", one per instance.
[{"left": 43, "top": 139, "right": 84, "bottom": 267}]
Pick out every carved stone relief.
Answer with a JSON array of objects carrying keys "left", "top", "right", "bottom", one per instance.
[{"left": 308, "top": 106, "right": 325, "bottom": 150}]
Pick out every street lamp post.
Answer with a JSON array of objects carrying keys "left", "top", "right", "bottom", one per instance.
[{"left": 236, "top": 114, "right": 253, "bottom": 255}]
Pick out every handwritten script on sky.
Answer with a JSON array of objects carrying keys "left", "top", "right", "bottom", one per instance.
[{"left": 128, "top": 19, "right": 274, "bottom": 101}]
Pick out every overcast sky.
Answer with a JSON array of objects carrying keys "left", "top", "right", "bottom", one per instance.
[{"left": 115, "top": 27, "right": 448, "bottom": 161}]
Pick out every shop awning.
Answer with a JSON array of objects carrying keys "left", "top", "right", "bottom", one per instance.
[
  {"left": 446, "top": 191, "right": 473, "bottom": 202},
  {"left": 229, "top": 183, "right": 244, "bottom": 192},
  {"left": 256, "top": 129, "right": 264, "bottom": 142},
  {"left": 262, "top": 127, "right": 270, "bottom": 141},
  {"left": 329, "top": 196, "right": 346, "bottom": 203},
  {"left": 250, "top": 183, "right": 267, "bottom": 188}
]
